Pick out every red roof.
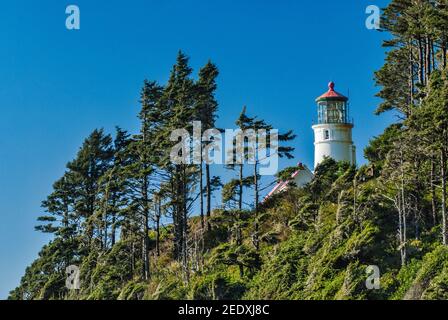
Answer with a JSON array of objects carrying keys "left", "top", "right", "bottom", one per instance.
[
  {"left": 263, "top": 163, "right": 308, "bottom": 202},
  {"left": 316, "top": 82, "right": 348, "bottom": 102}
]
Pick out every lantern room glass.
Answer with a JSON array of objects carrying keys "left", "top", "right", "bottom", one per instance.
[{"left": 317, "top": 101, "right": 349, "bottom": 124}]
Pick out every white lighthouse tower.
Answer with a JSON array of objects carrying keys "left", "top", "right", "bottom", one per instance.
[{"left": 312, "top": 82, "right": 356, "bottom": 169}]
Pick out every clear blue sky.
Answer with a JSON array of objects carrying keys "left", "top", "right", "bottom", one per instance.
[{"left": 0, "top": 0, "right": 393, "bottom": 298}]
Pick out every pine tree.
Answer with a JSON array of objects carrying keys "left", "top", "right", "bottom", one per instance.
[
  {"left": 120, "top": 80, "right": 164, "bottom": 280},
  {"left": 194, "top": 61, "right": 219, "bottom": 230},
  {"left": 66, "top": 129, "right": 113, "bottom": 253},
  {"left": 157, "top": 52, "right": 200, "bottom": 278},
  {"left": 97, "top": 127, "right": 131, "bottom": 250},
  {"left": 36, "top": 173, "right": 79, "bottom": 267},
  {"left": 410, "top": 69, "right": 448, "bottom": 244}
]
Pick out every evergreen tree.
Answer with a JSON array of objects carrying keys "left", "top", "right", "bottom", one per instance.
[
  {"left": 194, "top": 61, "right": 219, "bottom": 230},
  {"left": 66, "top": 129, "right": 114, "bottom": 253}
]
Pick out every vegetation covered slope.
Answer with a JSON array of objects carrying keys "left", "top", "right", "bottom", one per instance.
[
  {"left": 8, "top": 0, "right": 448, "bottom": 300},
  {"left": 8, "top": 158, "right": 448, "bottom": 300}
]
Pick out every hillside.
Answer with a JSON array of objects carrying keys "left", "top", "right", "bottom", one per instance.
[{"left": 8, "top": 156, "right": 448, "bottom": 300}]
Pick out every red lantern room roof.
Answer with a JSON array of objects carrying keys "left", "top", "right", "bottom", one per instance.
[{"left": 316, "top": 82, "right": 348, "bottom": 102}]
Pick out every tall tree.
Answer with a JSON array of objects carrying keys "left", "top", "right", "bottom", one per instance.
[
  {"left": 194, "top": 61, "right": 219, "bottom": 230},
  {"left": 122, "top": 80, "right": 164, "bottom": 280},
  {"left": 66, "top": 129, "right": 113, "bottom": 252}
]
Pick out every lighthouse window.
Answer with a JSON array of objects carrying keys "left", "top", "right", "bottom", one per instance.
[{"left": 323, "top": 130, "right": 330, "bottom": 140}]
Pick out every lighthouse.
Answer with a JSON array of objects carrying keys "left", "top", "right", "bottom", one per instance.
[
  {"left": 264, "top": 81, "right": 356, "bottom": 201},
  {"left": 312, "top": 82, "right": 356, "bottom": 169}
]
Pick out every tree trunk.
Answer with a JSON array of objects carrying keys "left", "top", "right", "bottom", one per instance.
[
  {"left": 400, "top": 147, "right": 407, "bottom": 265},
  {"left": 111, "top": 211, "right": 116, "bottom": 247},
  {"left": 425, "top": 35, "right": 431, "bottom": 83},
  {"left": 199, "top": 162, "right": 204, "bottom": 230},
  {"left": 442, "top": 36, "right": 447, "bottom": 70},
  {"left": 353, "top": 178, "right": 357, "bottom": 220},
  {"left": 155, "top": 197, "right": 161, "bottom": 257},
  {"left": 142, "top": 180, "right": 150, "bottom": 281},
  {"left": 174, "top": 168, "right": 183, "bottom": 260},
  {"left": 253, "top": 161, "right": 259, "bottom": 251},
  {"left": 182, "top": 165, "right": 189, "bottom": 281},
  {"left": 408, "top": 43, "right": 414, "bottom": 116},
  {"left": 63, "top": 203, "right": 70, "bottom": 268},
  {"left": 402, "top": 205, "right": 407, "bottom": 266},
  {"left": 237, "top": 163, "right": 244, "bottom": 254},
  {"left": 431, "top": 38, "right": 435, "bottom": 73},
  {"left": 398, "top": 195, "right": 405, "bottom": 266},
  {"left": 103, "top": 209, "right": 108, "bottom": 251},
  {"left": 206, "top": 163, "right": 211, "bottom": 230},
  {"left": 131, "top": 241, "right": 136, "bottom": 274},
  {"left": 431, "top": 156, "right": 438, "bottom": 226},
  {"left": 238, "top": 164, "right": 243, "bottom": 211},
  {"left": 418, "top": 37, "right": 425, "bottom": 85},
  {"left": 441, "top": 148, "right": 447, "bottom": 246}
]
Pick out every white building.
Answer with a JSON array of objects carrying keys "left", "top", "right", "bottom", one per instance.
[
  {"left": 265, "top": 82, "right": 356, "bottom": 199},
  {"left": 265, "top": 163, "right": 314, "bottom": 200}
]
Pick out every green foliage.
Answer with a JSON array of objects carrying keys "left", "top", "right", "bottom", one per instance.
[
  {"left": 210, "top": 243, "right": 261, "bottom": 276},
  {"left": 189, "top": 272, "right": 246, "bottom": 300},
  {"left": 246, "top": 233, "right": 308, "bottom": 300},
  {"left": 364, "top": 124, "right": 403, "bottom": 168},
  {"left": 86, "top": 241, "right": 134, "bottom": 300},
  {"left": 118, "top": 281, "right": 148, "bottom": 300},
  {"left": 387, "top": 259, "right": 422, "bottom": 300},
  {"left": 403, "top": 246, "right": 448, "bottom": 300}
]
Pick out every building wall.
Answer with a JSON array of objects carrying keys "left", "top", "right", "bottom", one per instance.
[
  {"left": 312, "top": 123, "right": 355, "bottom": 169},
  {"left": 293, "top": 166, "right": 314, "bottom": 187}
]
